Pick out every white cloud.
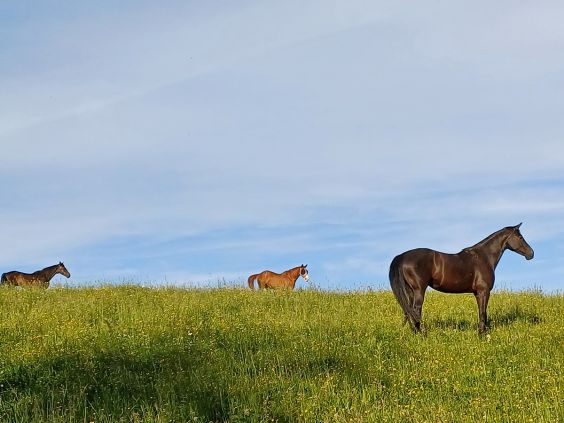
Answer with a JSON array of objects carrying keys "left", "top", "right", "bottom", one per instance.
[{"left": 1, "top": 1, "right": 563, "bottom": 290}]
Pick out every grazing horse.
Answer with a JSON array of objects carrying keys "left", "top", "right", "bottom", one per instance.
[
  {"left": 1, "top": 262, "right": 71, "bottom": 288},
  {"left": 389, "top": 224, "right": 534, "bottom": 334},
  {"left": 248, "top": 264, "right": 309, "bottom": 289}
]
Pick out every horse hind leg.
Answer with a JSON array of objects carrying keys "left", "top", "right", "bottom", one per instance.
[
  {"left": 402, "top": 288, "right": 414, "bottom": 326},
  {"left": 412, "top": 289, "right": 426, "bottom": 333}
]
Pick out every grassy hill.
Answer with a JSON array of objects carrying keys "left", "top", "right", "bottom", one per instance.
[{"left": 0, "top": 286, "right": 561, "bottom": 422}]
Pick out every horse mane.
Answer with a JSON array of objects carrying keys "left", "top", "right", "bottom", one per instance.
[
  {"left": 461, "top": 226, "right": 511, "bottom": 253},
  {"left": 33, "top": 263, "right": 59, "bottom": 274},
  {"left": 283, "top": 266, "right": 302, "bottom": 276}
]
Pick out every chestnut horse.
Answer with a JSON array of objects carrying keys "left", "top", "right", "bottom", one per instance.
[
  {"left": 1, "top": 262, "right": 71, "bottom": 288},
  {"left": 389, "top": 224, "right": 533, "bottom": 334},
  {"left": 248, "top": 264, "right": 309, "bottom": 289}
]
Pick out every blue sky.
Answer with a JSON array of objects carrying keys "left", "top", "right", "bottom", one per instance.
[{"left": 1, "top": 1, "right": 563, "bottom": 291}]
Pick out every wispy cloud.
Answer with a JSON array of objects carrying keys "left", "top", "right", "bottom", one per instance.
[{"left": 1, "top": 1, "right": 563, "bottom": 291}]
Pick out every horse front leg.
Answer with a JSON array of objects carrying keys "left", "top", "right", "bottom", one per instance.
[{"left": 475, "top": 289, "right": 491, "bottom": 334}]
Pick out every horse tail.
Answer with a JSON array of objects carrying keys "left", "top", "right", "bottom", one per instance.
[
  {"left": 389, "top": 255, "right": 417, "bottom": 326},
  {"left": 0, "top": 273, "right": 5, "bottom": 284},
  {"left": 248, "top": 274, "right": 259, "bottom": 289}
]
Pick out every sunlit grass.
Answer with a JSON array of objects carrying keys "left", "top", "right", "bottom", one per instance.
[{"left": 0, "top": 286, "right": 562, "bottom": 422}]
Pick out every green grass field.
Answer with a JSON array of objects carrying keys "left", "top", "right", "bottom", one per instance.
[{"left": 0, "top": 286, "right": 562, "bottom": 422}]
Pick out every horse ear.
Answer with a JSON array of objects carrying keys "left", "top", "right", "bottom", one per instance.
[
  {"left": 515, "top": 223, "right": 522, "bottom": 229},
  {"left": 304, "top": 264, "right": 308, "bottom": 268}
]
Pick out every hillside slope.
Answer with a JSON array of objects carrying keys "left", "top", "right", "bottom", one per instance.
[{"left": 0, "top": 287, "right": 562, "bottom": 422}]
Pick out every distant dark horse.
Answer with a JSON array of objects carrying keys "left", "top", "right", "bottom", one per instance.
[
  {"left": 1, "top": 262, "right": 71, "bottom": 288},
  {"left": 389, "top": 224, "right": 534, "bottom": 333},
  {"left": 248, "top": 264, "right": 309, "bottom": 289}
]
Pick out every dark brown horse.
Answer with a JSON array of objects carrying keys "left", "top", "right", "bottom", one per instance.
[
  {"left": 248, "top": 264, "right": 309, "bottom": 289},
  {"left": 1, "top": 262, "right": 71, "bottom": 288},
  {"left": 389, "top": 224, "right": 533, "bottom": 333}
]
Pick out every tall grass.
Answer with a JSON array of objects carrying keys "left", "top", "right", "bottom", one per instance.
[{"left": 0, "top": 286, "right": 561, "bottom": 422}]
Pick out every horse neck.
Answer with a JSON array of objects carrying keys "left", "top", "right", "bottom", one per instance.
[
  {"left": 37, "top": 265, "right": 61, "bottom": 282},
  {"left": 468, "top": 229, "right": 511, "bottom": 269},
  {"left": 283, "top": 267, "right": 301, "bottom": 287}
]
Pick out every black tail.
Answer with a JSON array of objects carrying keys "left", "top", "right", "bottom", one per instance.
[
  {"left": 0, "top": 273, "right": 6, "bottom": 285},
  {"left": 389, "top": 256, "right": 417, "bottom": 327}
]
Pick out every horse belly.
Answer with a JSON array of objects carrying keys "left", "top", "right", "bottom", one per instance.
[
  {"left": 265, "top": 275, "right": 292, "bottom": 289},
  {"left": 18, "top": 277, "right": 42, "bottom": 287},
  {"left": 430, "top": 271, "right": 474, "bottom": 293},
  {"left": 269, "top": 280, "right": 287, "bottom": 289},
  {"left": 430, "top": 256, "right": 474, "bottom": 293},
  {"left": 431, "top": 280, "right": 470, "bottom": 293}
]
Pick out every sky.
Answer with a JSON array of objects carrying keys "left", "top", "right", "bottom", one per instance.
[{"left": 1, "top": 1, "right": 564, "bottom": 291}]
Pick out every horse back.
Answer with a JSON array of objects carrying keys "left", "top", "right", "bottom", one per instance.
[
  {"left": 1, "top": 271, "right": 46, "bottom": 287},
  {"left": 392, "top": 248, "right": 436, "bottom": 269},
  {"left": 394, "top": 248, "right": 486, "bottom": 293}
]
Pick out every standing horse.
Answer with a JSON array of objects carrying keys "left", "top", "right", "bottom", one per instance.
[
  {"left": 1, "top": 262, "right": 71, "bottom": 288},
  {"left": 248, "top": 264, "right": 309, "bottom": 289},
  {"left": 389, "top": 224, "right": 533, "bottom": 334}
]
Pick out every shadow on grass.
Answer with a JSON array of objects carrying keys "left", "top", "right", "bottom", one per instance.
[
  {"left": 427, "top": 305, "right": 542, "bottom": 332},
  {"left": 490, "top": 305, "right": 542, "bottom": 327},
  {"left": 0, "top": 334, "right": 373, "bottom": 422},
  {"left": 0, "top": 341, "right": 230, "bottom": 422},
  {"left": 427, "top": 317, "right": 474, "bottom": 331}
]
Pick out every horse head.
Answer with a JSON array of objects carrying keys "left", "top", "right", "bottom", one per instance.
[
  {"left": 58, "top": 262, "right": 71, "bottom": 278},
  {"left": 506, "top": 223, "right": 534, "bottom": 260},
  {"left": 299, "top": 264, "right": 309, "bottom": 281}
]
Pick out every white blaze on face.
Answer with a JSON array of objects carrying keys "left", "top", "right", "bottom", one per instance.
[{"left": 302, "top": 272, "right": 309, "bottom": 281}]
